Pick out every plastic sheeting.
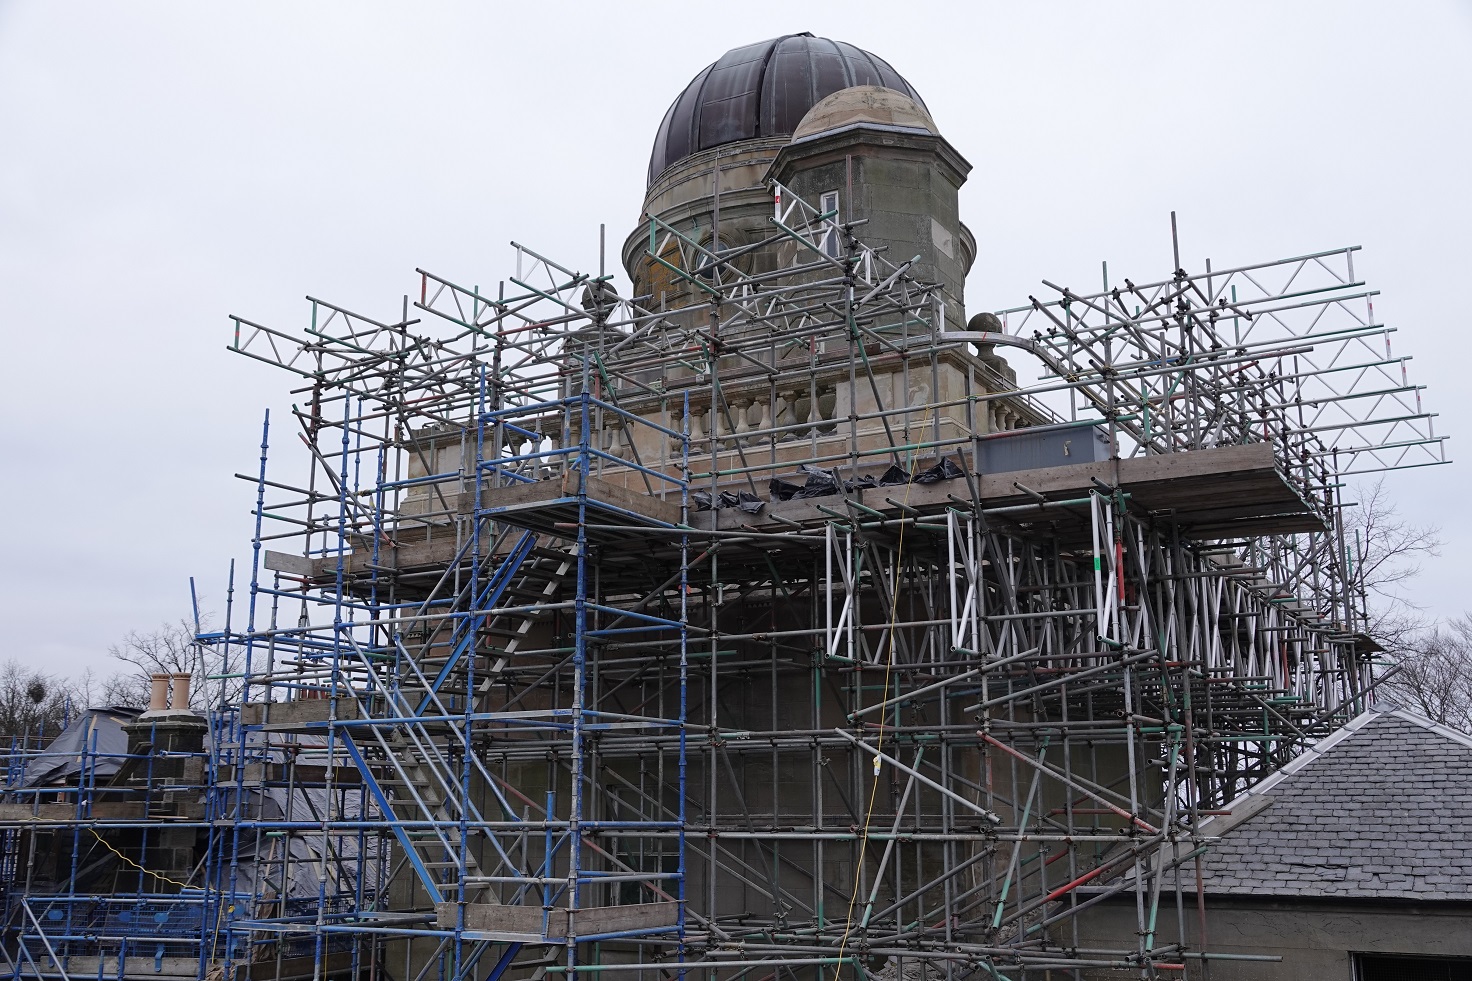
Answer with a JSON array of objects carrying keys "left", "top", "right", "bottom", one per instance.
[
  {"left": 16, "top": 706, "right": 140, "bottom": 788},
  {"left": 227, "top": 781, "right": 382, "bottom": 902},
  {"left": 768, "top": 459, "right": 965, "bottom": 502},
  {"left": 692, "top": 489, "right": 766, "bottom": 513},
  {"left": 18, "top": 713, "right": 378, "bottom": 904}
]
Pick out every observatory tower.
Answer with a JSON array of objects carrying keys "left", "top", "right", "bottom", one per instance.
[
  {"left": 627, "top": 33, "right": 974, "bottom": 332},
  {"left": 6, "top": 28, "right": 1443, "bottom": 981}
]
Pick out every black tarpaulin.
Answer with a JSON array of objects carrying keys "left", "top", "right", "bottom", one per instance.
[{"left": 694, "top": 490, "right": 766, "bottom": 513}]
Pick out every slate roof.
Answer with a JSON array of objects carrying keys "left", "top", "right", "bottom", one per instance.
[{"left": 1193, "top": 708, "right": 1472, "bottom": 901}]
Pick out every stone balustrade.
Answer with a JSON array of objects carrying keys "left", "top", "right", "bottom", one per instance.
[{"left": 400, "top": 348, "right": 1052, "bottom": 503}]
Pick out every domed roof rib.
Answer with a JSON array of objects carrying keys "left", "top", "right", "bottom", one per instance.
[
  {"left": 837, "top": 39, "right": 908, "bottom": 92},
  {"left": 650, "top": 61, "right": 713, "bottom": 185},
  {"left": 647, "top": 34, "right": 925, "bottom": 185},
  {"left": 696, "top": 39, "right": 782, "bottom": 150}
]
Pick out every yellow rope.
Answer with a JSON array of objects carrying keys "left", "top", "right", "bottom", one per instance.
[
  {"left": 835, "top": 459, "right": 920, "bottom": 979},
  {"left": 89, "top": 828, "right": 195, "bottom": 891}
]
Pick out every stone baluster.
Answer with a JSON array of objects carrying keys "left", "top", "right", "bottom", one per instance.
[
  {"left": 707, "top": 404, "right": 724, "bottom": 448},
  {"left": 776, "top": 391, "right": 799, "bottom": 440},
  {"left": 745, "top": 397, "right": 767, "bottom": 444},
  {"left": 668, "top": 408, "right": 685, "bottom": 455},
  {"left": 729, "top": 397, "right": 752, "bottom": 445},
  {"left": 792, "top": 390, "right": 813, "bottom": 437},
  {"left": 816, "top": 387, "right": 838, "bottom": 435},
  {"left": 607, "top": 424, "right": 628, "bottom": 460},
  {"left": 691, "top": 405, "right": 709, "bottom": 447},
  {"left": 713, "top": 401, "right": 735, "bottom": 449}
]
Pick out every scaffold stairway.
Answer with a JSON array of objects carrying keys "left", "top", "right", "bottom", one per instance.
[{"left": 335, "top": 530, "right": 573, "bottom": 910}]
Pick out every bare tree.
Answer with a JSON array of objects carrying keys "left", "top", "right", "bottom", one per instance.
[
  {"left": 1339, "top": 480, "right": 1472, "bottom": 730},
  {"left": 0, "top": 659, "right": 77, "bottom": 747},
  {"left": 109, "top": 619, "right": 202, "bottom": 710},
  {"left": 1344, "top": 478, "right": 1442, "bottom": 653},
  {"left": 1382, "top": 616, "right": 1472, "bottom": 732},
  {"left": 107, "top": 618, "right": 229, "bottom": 711},
  {"left": 0, "top": 620, "right": 229, "bottom": 776}
]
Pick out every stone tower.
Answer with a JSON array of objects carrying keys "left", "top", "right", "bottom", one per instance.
[{"left": 622, "top": 33, "right": 977, "bottom": 333}]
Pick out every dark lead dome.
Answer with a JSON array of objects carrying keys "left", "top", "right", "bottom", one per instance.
[{"left": 648, "top": 33, "right": 925, "bottom": 185}]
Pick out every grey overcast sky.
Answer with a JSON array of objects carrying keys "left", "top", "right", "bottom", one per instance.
[{"left": 1, "top": 2, "right": 1468, "bottom": 676}]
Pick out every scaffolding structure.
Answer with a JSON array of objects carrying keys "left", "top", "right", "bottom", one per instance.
[
  {"left": 0, "top": 704, "right": 234, "bottom": 980},
  {"left": 1, "top": 185, "right": 1445, "bottom": 981}
]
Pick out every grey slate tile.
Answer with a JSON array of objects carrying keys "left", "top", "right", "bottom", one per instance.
[{"left": 1190, "top": 710, "right": 1472, "bottom": 902}]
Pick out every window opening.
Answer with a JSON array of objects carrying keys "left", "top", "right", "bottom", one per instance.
[
  {"left": 1357, "top": 954, "right": 1472, "bottom": 981},
  {"left": 820, "top": 190, "right": 841, "bottom": 258}
]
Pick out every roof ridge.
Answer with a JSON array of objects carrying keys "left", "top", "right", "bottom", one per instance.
[
  {"left": 1385, "top": 705, "right": 1472, "bottom": 750},
  {"left": 1201, "top": 708, "right": 1382, "bottom": 834},
  {"left": 1202, "top": 706, "right": 1472, "bottom": 839}
]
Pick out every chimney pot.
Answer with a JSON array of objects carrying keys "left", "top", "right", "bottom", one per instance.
[
  {"left": 169, "top": 673, "right": 192, "bottom": 711},
  {"left": 147, "top": 674, "right": 169, "bottom": 712}
]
